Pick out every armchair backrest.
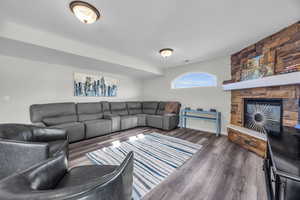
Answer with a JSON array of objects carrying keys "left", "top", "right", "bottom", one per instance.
[
  {"left": 0, "top": 124, "right": 34, "bottom": 141},
  {"left": 26, "top": 153, "right": 68, "bottom": 190},
  {"left": 0, "top": 152, "right": 134, "bottom": 200}
]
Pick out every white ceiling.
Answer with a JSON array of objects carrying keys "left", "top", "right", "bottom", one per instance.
[{"left": 0, "top": 0, "right": 299, "bottom": 73}]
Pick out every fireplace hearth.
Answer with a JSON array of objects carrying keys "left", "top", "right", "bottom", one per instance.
[{"left": 244, "top": 99, "right": 283, "bottom": 134}]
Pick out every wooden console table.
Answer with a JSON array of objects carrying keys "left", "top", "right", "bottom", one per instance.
[{"left": 180, "top": 108, "right": 221, "bottom": 136}]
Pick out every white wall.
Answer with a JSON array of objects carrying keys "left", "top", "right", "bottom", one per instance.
[
  {"left": 0, "top": 55, "right": 143, "bottom": 123},
  {"left": 142, "top": 56, "right": 231, "bottom": 134}
]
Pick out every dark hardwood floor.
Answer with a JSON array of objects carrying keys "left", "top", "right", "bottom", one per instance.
[{"left": 69, "top": 127, "right": 267, "bottom": 200}]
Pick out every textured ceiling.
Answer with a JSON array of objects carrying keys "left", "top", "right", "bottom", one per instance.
[{"left": 0, "top": 0, "right": 299, "bottom": 71}]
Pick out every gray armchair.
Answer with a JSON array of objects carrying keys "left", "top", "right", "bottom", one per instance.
[
  {"left": 0, "top": 152, "right": 134, "bottom": 200},
  {"left": 0, "top": 124, "right": 68, "bottom": 180}
]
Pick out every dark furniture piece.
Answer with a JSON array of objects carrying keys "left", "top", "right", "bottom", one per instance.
[
  {"left": 30, "top": 101, "right": 181, "bottom": 143},
  {"left": 0, "top": 124, "right": 68, "bottom": 180},
  {"left": 264, "top": 126, "right": 300, "bottom": 200},
  {"left": 0, "top": 152, "right": 134, "bottom": 200}
]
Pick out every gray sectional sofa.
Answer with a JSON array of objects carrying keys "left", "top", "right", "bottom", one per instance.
[{"left": 30, "top": 101, "right": 181, "bottom": 143}]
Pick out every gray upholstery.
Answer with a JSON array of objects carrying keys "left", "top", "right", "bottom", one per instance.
[
  {"left": 77, "top": 102, "right": 103, "bottom": 122},
  {"left": 0, "top": 124, "right": 68, "bottom": 180},
  {"left": 84, "top": 119, "right": 112, "bottom": 139},
  {"left": 156, "top": 102, "right": 167, "bottom": 115},
  {"left": 104, "top": 114, "right": 121, "bottom": 132},
  {"left": 142, "top": 102, "right": 159, "bottom": 114},
  {"left": 29, "top": 101, "right": 181, "bottom": 144},
  {"left": 51, "top": 122, "right": 85, "bottom": 143},
  {"left": 30, "top": 103, "right": 77, "bottom": 123},
  {"left": 101, "top": 101, "right": 111, "bottom": 115},
  {"left": 0, "top": 152, "right": 134, "bottom": 200},
  {"left": 147, "top": 115, "right": 163, "bottom": 129},
  {"left": 127, "top": 102, "right": 142, "bottom": 115},
  {"left": 120, "top": 116, "right": 138, "bottom": 130},
  {"left": 42, "top": 115, "right": 77, "bottom": 126},
  {"left": 110, "top": 102, "right": 129, "bottom": 116},
  {"left": 136, "top": 114, "right": 147, "bottom": 126},
  {"left": 162, "top": 114, "right": 180, "bottom": 130}
]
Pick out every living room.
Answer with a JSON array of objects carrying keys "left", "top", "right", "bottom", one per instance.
[{"left": 0, "top": 1, "right": 299, "bottom": 200}]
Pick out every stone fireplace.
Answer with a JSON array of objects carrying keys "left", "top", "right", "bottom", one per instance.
[
  {"left": 225, "top": 21, "right": 300, "bottom": 157},
  {"left": 243, "top": 98, "right": 282, "bottom": 134}
]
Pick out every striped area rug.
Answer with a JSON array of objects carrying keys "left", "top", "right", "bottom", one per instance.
[{"left": 86, "top": 132, "right": 202, "bottom": 200}]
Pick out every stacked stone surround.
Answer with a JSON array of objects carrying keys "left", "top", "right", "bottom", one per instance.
[{"left": 230, "top": 21, "right": 300, "bottom": 128}]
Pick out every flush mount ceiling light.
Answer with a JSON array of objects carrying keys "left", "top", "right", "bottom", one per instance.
[
  {"left": 70, "top": 1, "right": 100, "bottom": 24},
  {"left": 159, "top": 48, "right": 174, "bottom": 58}
]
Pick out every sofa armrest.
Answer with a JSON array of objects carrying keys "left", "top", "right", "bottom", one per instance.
[
  {"left": 32, "top": 127, "right": 68, "bottom": 142},
  {"left": 0, "top": 139, "right": 49, "bottom": 180},
  {"left": 162, "top": 114, "right": 179, "bottom": 130},
  {"left": 32, "top": 122, "right": 46, "bottom": 127},
  {"left": 104, "top": 114, "right": 121, "bottom": 132}
]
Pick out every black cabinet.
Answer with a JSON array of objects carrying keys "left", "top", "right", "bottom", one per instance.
[{"left": 264, "top": 127, "right": 300, "bottom": 200}]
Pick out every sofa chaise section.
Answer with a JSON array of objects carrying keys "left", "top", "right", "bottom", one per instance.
[{"left": 30, "top": 103, "right": 85, "bottom": 143}]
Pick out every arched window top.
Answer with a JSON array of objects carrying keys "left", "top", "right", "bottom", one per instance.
[{"left": 171, "top": 72, "right": 217, "bottom": 89}]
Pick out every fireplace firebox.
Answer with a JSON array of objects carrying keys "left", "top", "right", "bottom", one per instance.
[{"left": 244, "top": 99, "right": 283, "bottom": 134}]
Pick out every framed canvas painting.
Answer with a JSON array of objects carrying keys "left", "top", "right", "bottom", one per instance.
[{"left": 74, "top": 72, "right": 118, "bottom": 97}]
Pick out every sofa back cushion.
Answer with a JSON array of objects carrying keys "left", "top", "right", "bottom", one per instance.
[
  {"left": 110, "top": 102, "right": 129, "bottom": 116},
  {"left": 165, "top": 102, "right": 181, "bottom": 114},
  {"left": 77, "top": 102, "right": 103, "bottom": 122},
  {"left": 156, "top": 102, "right": 167, "bottom": 115},
  {"left": 126, "top": 102, "right": 142, "bottom": 115},
  {"left": 30, "top": 103, "right": 77, "bottom": 124},
  {"left": 142, "top": 102, "right": 158, "bottom": 115},
  {"left": 101, "top": 101, "right": 111, "bottom": 115}
]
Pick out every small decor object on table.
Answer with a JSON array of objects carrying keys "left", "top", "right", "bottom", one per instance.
[{"left": 180, "top": 108, "right": 221, "bottom": 136}]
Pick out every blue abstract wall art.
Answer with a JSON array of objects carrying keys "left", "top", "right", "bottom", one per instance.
[{"left": 74, "top": 72, "right": 118, "bottom": 97}]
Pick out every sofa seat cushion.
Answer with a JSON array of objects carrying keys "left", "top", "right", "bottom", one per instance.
[
  {"left": 135, "top": 114, "right": 147, "bottom": 126},
  {"left": 146, "top": 115, "right": 163, "bottom": 129},
  {"left": 51, "top": 122, "right": 85, "bottom": 143},
  {"left": 56, "top": 165, "right": 117, "bottom": 188},
  {"left": 120, "top": 115, "right": 138, "bottom": 130},
  {"left": 42, "top": 115, "right": 77, "bottom": 126},
  {"left": 84, "top": 119, "right": 112, "bottom": 139},
  {"left": 48, "top": 140, "right": 68, "bottom": 157}
]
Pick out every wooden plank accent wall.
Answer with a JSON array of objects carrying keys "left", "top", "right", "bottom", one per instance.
[{"left": 230, "top": 21, "right": 300, "bottom": 128}]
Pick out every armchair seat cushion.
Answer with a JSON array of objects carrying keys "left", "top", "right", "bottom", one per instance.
[
  {"left": 51, "top": 122, "right": 85, "bottom": 143},
  {"left": 56, "top": 165, "right": 117, "bottom": 188},
  {"left": 48, "top": 140, "right": 68, "bottom": 157},
  {"left": 84, "top": 119, "right": 112, "bottom": 139},
  {"left": 120, "top": 115, "right": 138, "bottom": 130}
]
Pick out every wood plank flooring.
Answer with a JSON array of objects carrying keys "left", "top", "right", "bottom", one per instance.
[{"left": 69, "top": 127, "right": 267, "bottom": 200}]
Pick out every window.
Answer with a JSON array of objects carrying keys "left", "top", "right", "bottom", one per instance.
[{"left": 171, "top": 72, "right": 217, "bottom": 89}]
